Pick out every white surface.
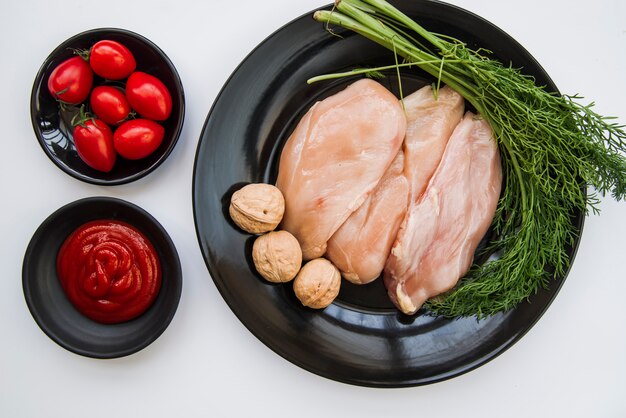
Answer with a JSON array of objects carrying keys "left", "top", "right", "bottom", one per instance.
[{"left": 1, "top": 0, "right": 625, "bottom": 417}]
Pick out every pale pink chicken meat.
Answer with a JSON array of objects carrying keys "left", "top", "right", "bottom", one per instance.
[
  {"left": 276, "top": 79, "right": 406, "bottom": 260},
  {"left": 325, "top": 151, "right": 409, "bottom": 284},
  {"left": 324, "top": 84, "right": 463, "bottom": 284},
  {"left": 384, "top": 112, "right": 502, "bottom": 315},
  {"left": 402, "top": 85, "right": 465, "bottom": 201}
]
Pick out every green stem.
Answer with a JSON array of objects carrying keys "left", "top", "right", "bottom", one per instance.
[
  {"left": 70, "top": 104, "right": 96, "bottom": 128},
  {"left": 306, "top": 61, "right": 422, "bottom": 84},
  {"left": 351, "top": 0, "right": 447, "bottom": 50},
  {"left": 68, "top": 47, "right": 90, "bottom": 61},
  {"left": 314, "top": 6, "right": 529, "bottom": 219},
  {"left": 314, "top": 9, "right": 477, "bottom": 99}
]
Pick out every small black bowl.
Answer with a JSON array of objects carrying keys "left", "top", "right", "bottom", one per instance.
[
  {"left": 22, "top": 197, "right": 183, "bottom": 358},
  {"left": 30, "top": 28, "right": 185, "bottom": 185}
]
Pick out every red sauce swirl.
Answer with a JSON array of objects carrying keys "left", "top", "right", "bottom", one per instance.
[{"left": 56, "top": 220, "right": 161, "bottom": 324}]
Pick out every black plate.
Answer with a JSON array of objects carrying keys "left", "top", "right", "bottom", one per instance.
[
  {"left": 192, "top": 1, "right": 584, "bottom": 387},
  {"left": 30, "top": 28, "right": 185, "bottom": 185},
  {"left": 22, "top": 197, "right": 182, "bottom": 358}
]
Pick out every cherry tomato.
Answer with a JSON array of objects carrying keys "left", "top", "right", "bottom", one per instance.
[
  {"left": 125, "top": 72, "right": 172, "bottom": 121},
  {"left": 47, "top": 56, "right": 93, "bottom": 104},
  {"left": 89, "top": 40, "right": 136, "bottom": 80},
  {"left": 89, "top": 86, "right": 131, "bottom": 126},
  {"left": 113, "top": 119, "right": 165, "bottom": 160},
  {"left": 73, "top": 119, "right": 116, "bottom": 172}
]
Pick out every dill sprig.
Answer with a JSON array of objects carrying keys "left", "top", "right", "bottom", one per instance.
[{"left": 313, "top": 0, "right": 626, "bottom": 317}]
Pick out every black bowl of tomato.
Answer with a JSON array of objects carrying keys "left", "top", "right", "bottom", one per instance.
[
  {"left": 30, "top": 28, "right": 185, "bottom": 185},
  {"left": 22, "top": 196, "right": 183, "bottom": 358}
]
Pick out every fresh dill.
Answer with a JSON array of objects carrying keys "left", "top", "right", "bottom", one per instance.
[{"left": 312, "top": 0, "right": 626, "bottom": 317}]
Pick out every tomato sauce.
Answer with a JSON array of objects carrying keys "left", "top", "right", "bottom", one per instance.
[{"left": 56, "top": 220, "right": 161, "bottom": 324}]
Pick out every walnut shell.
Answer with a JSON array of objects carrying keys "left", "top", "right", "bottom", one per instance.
[
  {"left": 293, "top": 258, "right": 341, "bottom": 309},
  {"left": 229, "top": 183, "right": 285, "bottom": 234},
  {"left": 252, "top": 231, "right": 302, "bottom": 283}
]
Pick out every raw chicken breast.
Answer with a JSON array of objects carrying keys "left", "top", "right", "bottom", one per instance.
[
  {"left": 402, "top": 85, "right": 464, "bottom": 201},
  {"left": 323, "top": 84, "right": 463, "bottom": 284},
  {"left": 276, "top": 79, "right": 406, "bottom": 260},
  {"left": 326, "top": 151, "right": 409, "bottom": 284},
  {"left": 384, "top": 112, "right": 502, "bottom": 315}
]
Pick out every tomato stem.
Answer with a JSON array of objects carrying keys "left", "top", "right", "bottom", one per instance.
[
  {"left": 70, "top": 104, "right": 97, "bottom": 128},
  {"left": 68, "top": 47, "right": 90, "bottom": 61}
]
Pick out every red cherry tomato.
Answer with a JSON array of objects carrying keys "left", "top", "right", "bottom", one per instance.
[
  {"left": 47, "top": 56, "right": 93, "bottom": 104},
  {"left": 73, "top": 119, "right": 116, "bottom": 172},
  {"left": 89, "top": 40, "right": 136, "bottom": 80},
  {"left": 89, "top": 86, "right": 131, "bottom": 126},
  {"left": 113, "top": 119, "right": 165, "bottom": 160},
  {"left": 125, "top": 72, "right": 172, "bottom": 121}
]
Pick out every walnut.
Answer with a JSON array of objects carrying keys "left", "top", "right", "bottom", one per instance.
[
  {"left": 293, "top": 258, "right": 341, "bottom": 309},
  {"left": 229, "top": 183, "right": 285, "bottom": 234},
  {"left": 252, "top": 231, "right": 302, "bottom": 283}
]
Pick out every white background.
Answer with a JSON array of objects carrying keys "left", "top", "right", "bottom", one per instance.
[{"left": 1, "top": 0, "right": 625, "bottom": 417}]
